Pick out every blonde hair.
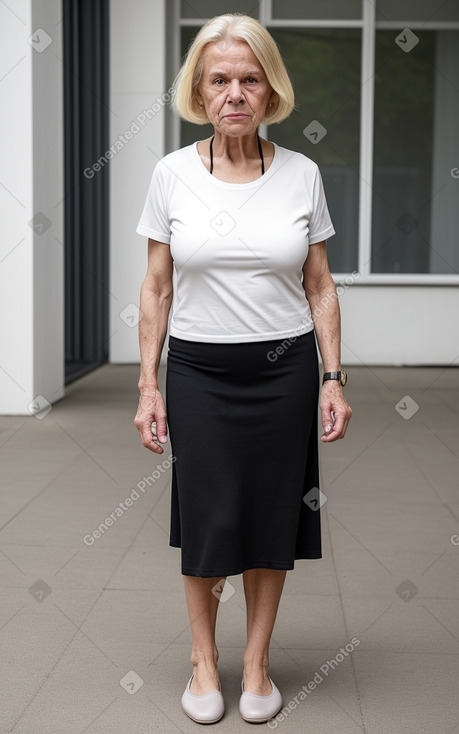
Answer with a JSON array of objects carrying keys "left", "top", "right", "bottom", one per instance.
[{"left": 171, "top": 13, "right": 295, "bottom": 125}]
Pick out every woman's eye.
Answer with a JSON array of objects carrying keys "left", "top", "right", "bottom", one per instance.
[
  {"left": 246, "top": 77, "right": 257, "bottom": 83},
  {"left": 214, "top": 79, "right": 225, "bottom": 85}
]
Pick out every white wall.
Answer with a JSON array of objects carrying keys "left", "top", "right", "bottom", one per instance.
[
  {"left": 109, "top": 0, "right": 167, "bottom": 364},
  {"left": 340, "top": 286, "right": 459, "bottom": 366},
  {"left": 0, "top": 0, "right": 64, "bottom": 415}
]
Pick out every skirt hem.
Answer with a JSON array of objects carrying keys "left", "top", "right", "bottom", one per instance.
[{"left": 169, "top": 543, "right": 322, "bottom": 577}]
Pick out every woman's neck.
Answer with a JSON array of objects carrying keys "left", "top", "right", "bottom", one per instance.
[{"left": 210, "top": 130, "right": 262, "bottom": 166}]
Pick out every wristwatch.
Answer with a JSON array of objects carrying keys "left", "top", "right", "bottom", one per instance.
[{"left": 322, "top": 370, "right": 347, "bottom": 387}]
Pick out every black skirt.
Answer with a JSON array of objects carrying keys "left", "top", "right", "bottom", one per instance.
[{"left": 165, "top": 330, "right": 322, "bottom": 577}]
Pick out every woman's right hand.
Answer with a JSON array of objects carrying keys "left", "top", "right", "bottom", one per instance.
[{"left": 134, "top": 388, "right": 168, "bottom": 454}]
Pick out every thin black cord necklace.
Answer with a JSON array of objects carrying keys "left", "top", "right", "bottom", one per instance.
[{"left": 209, "top": 134, "right": 265, "bottom": 176}]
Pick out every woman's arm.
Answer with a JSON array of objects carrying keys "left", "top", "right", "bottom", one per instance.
[
  {"left": 134, "top": 238, "right": 174, "bottom": 453},
  {"left": 302, "top": 242, "right": 352, "bottom": 442}
]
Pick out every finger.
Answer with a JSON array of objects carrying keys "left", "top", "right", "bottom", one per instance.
[
  {"left": 150, "top": 420, "right": 167, "bottom": 446},
  {"left": 339, "top": 408, "right": 352, "bottom": 438},
  {"left": 321, "top": 413, "right": 349, "bottom": 442},
  {"left": 330, "top": 413, "right": 345, "bottom": 438},
  {"left": 320, "top": 410, "right": 340, "bottom": 442},
  {"left": 154, "top": 414, "right": 168, "bottom": 443},
  {"left": 321, "top": 427, "right": 338, "bottom": 442},
  {"left": 145, "top": 435, "right": 165, "bottom": 454},
  {"left": 322, "top": 416, "right": 335, "bottom": 436},
  {"left": 141, "top": 424, "right": 165, "bottom": 454},
  {"left": 320, "top": 407, "right": 334, "bottom": 438}
]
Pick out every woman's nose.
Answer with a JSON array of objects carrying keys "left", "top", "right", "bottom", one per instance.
[{"left": 227, "top": 79, "right": 244, "bottom": 103}]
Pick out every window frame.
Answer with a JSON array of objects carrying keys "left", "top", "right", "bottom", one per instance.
[{"left": 172, "top": 0, "right": 459, "bottom": 284}]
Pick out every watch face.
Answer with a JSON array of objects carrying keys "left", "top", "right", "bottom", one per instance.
[{"left": 340, "top": 370, "right": 347, "bottom": 386}]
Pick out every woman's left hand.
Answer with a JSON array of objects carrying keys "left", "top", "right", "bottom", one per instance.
[{"left": 319, "top": 381, "right": 352, "bottom": 442}]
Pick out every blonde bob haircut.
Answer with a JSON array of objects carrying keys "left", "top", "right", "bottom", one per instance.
[{"left": 171, "top": 13, "right": 295, "bottom": 125}]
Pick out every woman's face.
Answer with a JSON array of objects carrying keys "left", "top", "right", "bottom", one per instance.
[{"left": 196, "top": 39, "right": 275, "bottom": 137}]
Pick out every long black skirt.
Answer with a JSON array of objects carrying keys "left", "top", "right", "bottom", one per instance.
[{"left": 165, "top": 330, "right": 322, "bottom": 577}]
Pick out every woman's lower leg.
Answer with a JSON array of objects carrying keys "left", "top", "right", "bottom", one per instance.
[
  {"left": 242, "top": 568, "right": 287, "bottom": 695},
  {"left": 182, "top": 575, "right": 225, "bottom": 694}
]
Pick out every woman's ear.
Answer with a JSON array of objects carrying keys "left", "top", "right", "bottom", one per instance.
[
  {"left": 195, "top": 93, "right": 204, "bottom": 109},
  {"left": 268, "top": 91, "right": 279, "bottom": 108},
  {"left": 266, "top": 91, "right": 279, "bottom": 116}
]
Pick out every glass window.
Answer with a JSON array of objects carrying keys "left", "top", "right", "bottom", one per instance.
[
  {"left": 181, "top": 0, "right": 258, "bottom": 19},
  {"left": 268, "top": 28, "right": 361, "bottom": 273},
  {"left": 272, "top": 0, "right": 362, "bottom": 21},
  {"left": 376, "top": 0, "right": 459, "bottom": 22},
  {"left": 371, "top": 30, "right": 459, "bottom": 274},
  {"left": 176, "top": 2, "right": 459, "bottom": 280}
]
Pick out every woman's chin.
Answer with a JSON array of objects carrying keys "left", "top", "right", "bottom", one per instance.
[{"left": 215, "top": 120, "right": 257, "bottom": 136}]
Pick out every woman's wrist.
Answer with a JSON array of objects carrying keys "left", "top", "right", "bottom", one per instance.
[{"left": 138, "top": 379, "right": 159, "bottom": 392}]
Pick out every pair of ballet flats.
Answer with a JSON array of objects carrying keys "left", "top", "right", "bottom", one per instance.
[{"left": 181, "top": 673, "right": 282, "bottom": 724}]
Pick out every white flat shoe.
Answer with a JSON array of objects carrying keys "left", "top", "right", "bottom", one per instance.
[
  {"left": 239, "top": 676, "right": 282, "bottom": 723},
  {"left": 181, "top": 673, "right": 224, "bottom": 724}
]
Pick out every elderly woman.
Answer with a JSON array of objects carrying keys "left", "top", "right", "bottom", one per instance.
[{"left": 134, "top": 13, "right": 351, "bottom": 726}]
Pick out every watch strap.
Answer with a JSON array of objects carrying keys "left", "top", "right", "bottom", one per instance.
[
  {"left": 322, "top": 371, "right": 346, "bottom": 386},
  {"left": 323, "top": 372, "right": 340, "bottom": 381}
]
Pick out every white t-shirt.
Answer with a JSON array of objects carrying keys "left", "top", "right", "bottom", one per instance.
[{"left": 136, "top": 141, "right": 335, "bottom": 343}]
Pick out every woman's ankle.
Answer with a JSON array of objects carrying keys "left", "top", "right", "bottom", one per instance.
[
  {"left": 242, "top": 652, "right": 269, "bottom": 673},
  {"left": 190, "top": 648, "right": 219, "bottom": 669}
]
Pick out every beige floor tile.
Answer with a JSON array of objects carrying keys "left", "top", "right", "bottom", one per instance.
[
  {"left": 353, "top": 651, "right": 459, "bottom": 734},
  {"left": 340, "top": 594, "right": 459, "bottom": 654}
]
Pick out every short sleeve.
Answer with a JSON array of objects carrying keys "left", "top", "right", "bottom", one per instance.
[
  {"left": 308, "top": 166, "right": 336, "bottom": 244},
  {"left": 135, "top": 160, "right": 171, "bottom": 244}
]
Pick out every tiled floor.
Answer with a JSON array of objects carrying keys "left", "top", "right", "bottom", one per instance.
[{"left": 1, "top": 363, "right": 458, "bottom": 733}]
